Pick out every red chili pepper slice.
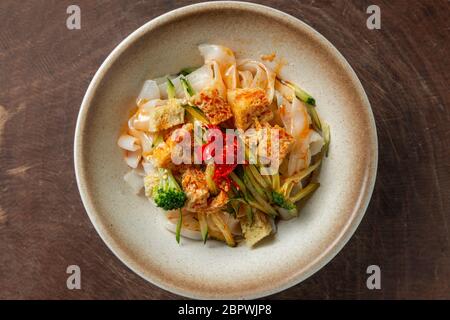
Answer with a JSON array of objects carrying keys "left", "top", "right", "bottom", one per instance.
[{"left": 198, "top": 125, "right": 241, "bottom": 190}]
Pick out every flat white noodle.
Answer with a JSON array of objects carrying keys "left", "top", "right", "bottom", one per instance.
[
  {"left": 137, "top": 80, "right": 160, "bottom": 104},
  {"left": 129, "top": 128, "right": 153, "bottom": 153},
  {"left": 142, "top": 160, "right": 157, "bottom": 175},
  {"left": 132, "top": 100, "right": 166, "bottom": 132},
  {"left": 165, "top": 220, "right": 202, "bottom": 241},
  {"left": 140, "top": 99, "right": 166, "bottom": 112},
  {"left": 198, "top": 44, "right": 236, "bottom": 72},
  {"left": 123, "top": 169, "right": 144, "bottom": 194},
  {"left": 309, "top": 130, "right": 324, "bottom": 156},
  {"left": 279, "top": 97, "right": 293, "bottom": 133},
  {"left": 238, "top": 59, "right": 276, "bottom": 103},
  {"left": 287, "top": 97, "right": 311, "bottom": 176},
  {"left": 125, "top": 149, "right": 141, "bottom": 168},
  {"left": 186, "top": 64, "right": 214, "bottom": 93},
  {"left": 223, "top": 64, "right": 238, "bottom": 90},
  {"left": 275, "top": 90, "right": 284, "bottom": 108},
  {"left": 251, "top": 65, "right": 267, "bottom": 89},
  {"left": 117, "top": 134, "right": 140, "bottom": 151},
  {"left": 157, "top": 76, "right": 184, "bottom": 99},
  {"left": 277, "top": 207, "right": 296, "bottom": 220},
  {"left": 221, "top": 212, "right": 242, "bottom": 236},
  {"left": 210, "top": 61, "right": 227, "bottom": 97},
  {"left": 238, "top": 70, "right": 253, "bottom": 88}
]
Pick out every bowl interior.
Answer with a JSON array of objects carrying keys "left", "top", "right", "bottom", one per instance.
[{"left": 75, "top": 2, "right": 377, "bottom": 299}]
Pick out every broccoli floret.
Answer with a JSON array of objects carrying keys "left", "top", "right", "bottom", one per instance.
[
  {"left": 152, "top": 168, "right": 186, "bottom": 210},
  {"left": 272, "top": 191, "right": 296, "bottom": 213}
]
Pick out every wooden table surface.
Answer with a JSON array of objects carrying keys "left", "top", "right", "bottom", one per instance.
[{"left": 0, "top": 0, "right": 449, "bottom": 299}]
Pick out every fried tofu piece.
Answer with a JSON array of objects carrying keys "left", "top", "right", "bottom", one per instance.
[
  {"left": 255, "top": 122, "right": 294, "bottom": 164},
  {"left": 227, "top": 88, "right": 273, "bottom": 130},
  {"left": 191, "top": 88, "right": 233, "bottom": 125},
  {"left": 240, "top": 210, "right": 273, "bottom": 247},
  {"left": 146, "top": 142, "right": 172, "bottom": 168},
  {"left": 146, "top": 123, "right": 193, "bottom": 168},
  {"left": 181, "top": 168, "right": 210, "bottom": 210},
  {"left": 147, "top": 99, "right": 185, "bottom": 132}
]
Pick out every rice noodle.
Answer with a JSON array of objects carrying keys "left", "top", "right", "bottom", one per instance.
[
  {"left": 287, "top": 97, "right": 311, "bottom": 176},
  {"left": 137, "top": 80, "right": 160, "bottom": 104},
  {"left": 125, "top": 149, "right": 142, "bottom": 168},
  {"left": 237, "top": 59, "right": 276, "bottom": 103},
  {"left": 186, "top": 64, "right": 214, "bottom": 93},
  {"left": 123, "top": 169, "right": 144, "bottom": 194},
  {"left": 117, "top": 134, "right": 140, "bottom": 151},
  {"left": 198, "top": 44, "right": 236, "bottom": 73},
  {"left": 165, "top": 220, "right": 203, "bottom": 241}
]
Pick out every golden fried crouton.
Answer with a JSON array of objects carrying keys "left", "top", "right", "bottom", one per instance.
[
  {"left": 227, "top": 88, "right": 273, "bottom": 130},
  {"left": 255, "top": 122, "right": 294, "bottom": 164},
  {"left": 146, "top": 123, "right": 194, "bottom": 169},
  {"left": 147, "top": 99, "right": 185, "bottom": 132},
  {"left": 240, "top": 210, "right": 273, "bottom": 247},
  {"left": 147, "top": 142, "right": 172, "bottom": 168},
  {"left": 191, "top": 88, "right": 233, "bottom": 125},
  {"left": 181, "top": 168, "right": 210, "bottom": 209}
]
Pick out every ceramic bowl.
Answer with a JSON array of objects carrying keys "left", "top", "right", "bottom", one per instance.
[{"left": 74, "top": 1, "right": 377, "bottom": 299}]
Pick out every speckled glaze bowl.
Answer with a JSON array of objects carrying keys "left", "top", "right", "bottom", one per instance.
[{"left": 74, "top": 1, "right": 377, "bottom": 299}]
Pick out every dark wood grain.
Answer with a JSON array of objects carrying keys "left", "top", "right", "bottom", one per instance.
[{"left": 0, "top": 0, "right": 449, "bottom": 299}]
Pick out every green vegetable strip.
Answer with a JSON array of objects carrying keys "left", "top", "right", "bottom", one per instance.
[
  {"left": 281, "top": 79, "right": 316, "bottom": 106},
  {"left": 247, "top": 200, "right": 274, "bottom": 216},
  {"left": 243, "top": 172, "right": 277, "bottom": 218},
  {"left": 290, "top": 183, "right": 320, "bottom": 203},
  {"left": 244, "top": 168, "right": 269, "bottom": 201},
  {"left": 283, "top": 182, "right": 295, "bottom": 198},
  {"left": 198, "top": 211, "right": 208, "bottom": 244},
  {"left": 272, "top": 172, "right": 280, "bottom": 191},
  {"left": 205, "top": 163, "right": 218, "bottom": 195},
  {"left": 305, "top": 103, "right": 322, "bottom": 132},
  {"left": 229, "top": 197, "right": 272, "bottom": 217},
  {"left": 246, "top": 166, "right": 272, "bottom": 201},
  {"left": 176, "top": 209, "right": 182, "bottom": 244},
  {"left": 180, "top": 76, "right": 195, "bottom": 97},
  {"left": 152, "top": 134, "right": 164, "bottom": 148},
  {"left": 245, "top": 204, "right": 253, "bottom": 225},
  {"left": 322, "top": 122, "right": 331, "bottom": 157},
  {"left": 249, "top": 165, "right": 270, "bottom": 189},
  {"left": 229, "top": 171, "right": 277, "bottom": 217},
  {"left": 166, "top": 78, "right": 176, "bottom": 99},
  {"left": 184, "top": 105, "right": 209, "bottom": 124},
  {"left": 180, "top": 77, "right": 209, "bottom": 123},
  {"left": 229, "top": 172, "right": 247, "bottom": 194},
  {"left": 262, "top": 170, "right": 273, "bottom": 188},
  {"left": 282, "top": 158, "right": 322, "bottom": 187}
]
